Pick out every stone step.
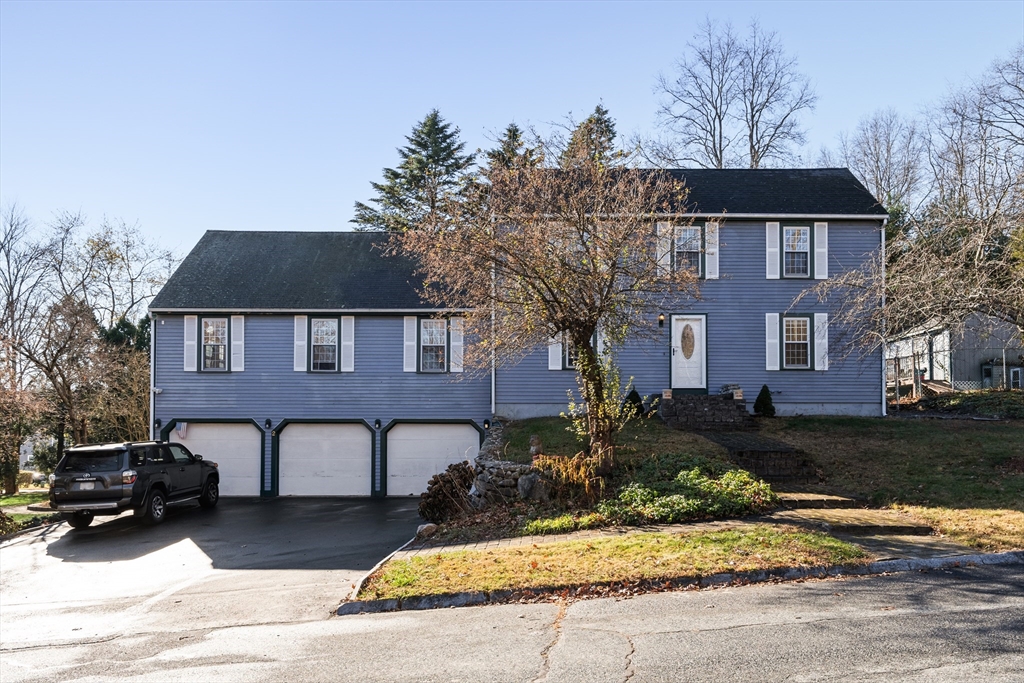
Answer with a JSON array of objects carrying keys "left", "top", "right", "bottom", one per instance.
[
  {"left": 767, "top": 508, "right": 933, "bottom": 536},
  {"left": 775, "top": 491, "right": 862, "bottom": 509}
]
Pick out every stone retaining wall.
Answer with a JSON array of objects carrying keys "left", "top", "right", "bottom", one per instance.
[{"left": 659, "top": 395, "right": 755, "bottom": 430}]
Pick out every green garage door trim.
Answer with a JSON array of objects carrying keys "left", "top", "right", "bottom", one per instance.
[
  {"left": 379, "top": 419, "right": 486, "bottom": 497},
  {"left": 271, "top": 419, "right": 376, "bottom": 497},
  {"left": 159, "top": 418, "right": 268, "bottom": 496}
]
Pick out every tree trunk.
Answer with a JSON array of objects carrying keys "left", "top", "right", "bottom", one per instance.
[
  {"left": 576, "top": 341, "right": 615, "bottom": 475},
  {"left": 2, "top": 450, "right": 18, "bottom": 496}
]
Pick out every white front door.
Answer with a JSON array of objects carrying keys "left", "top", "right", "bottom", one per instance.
[{"left": 671, "top": 315, "right": 706, "bottom": 390}]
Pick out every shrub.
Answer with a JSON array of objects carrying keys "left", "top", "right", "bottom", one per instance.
[
  {"left": 623, "top": 389, "right": 644, "bottom": 421},
  {"left": 0, "top": 510, "right": 18, "bottom": 536},
  {"left": 418, "top": 462, "right": 475, "bottom": 524},
  {"left": 754, "top": 384, "right": 776, "bottom": 417},
  {"left": 598, "top": 468, "right": 778, "bottom": 525}
]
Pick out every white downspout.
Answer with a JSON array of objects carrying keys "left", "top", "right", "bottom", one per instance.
[
  {"left": 880, "top": 218, "right": 888, "bottom": 417},
  {"left": 149, "top": 313, "right": 156, "bottom": 439}
]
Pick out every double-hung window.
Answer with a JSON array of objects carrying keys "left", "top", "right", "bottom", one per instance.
[
  {"left": 202, "top": 318, "right": 228, "bottom": 371},
  {"left": 311, "top": 318, "right": 339, "bottom": 372},
  {"left": 783, "top": 317, "right": 811, "bottom": 369},
  {"left": 420, "top": 319, "right": 448, "bottom": 372},
  {"left": 783, "top": 226, "right": 810, "bottom": 277},
  {"left": 674, "top": 226, "right": 702, "bottom": 274}
]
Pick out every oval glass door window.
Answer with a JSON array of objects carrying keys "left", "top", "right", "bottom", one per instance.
[{"left": 681, "top": 324, "right": 695, "bottom": 359}]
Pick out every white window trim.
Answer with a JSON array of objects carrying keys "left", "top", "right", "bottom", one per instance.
[
  {"left": 200, "top": 316, "right": 230, "bottom": 372},
  {"left": 310, "top": 317, "right": 340, "bottom": 373},
  {"left": 782, "top": 315, "right": 812, "bottom": 370},
  {"left": 782, "top": 225, "right": 812, "bottom": 279}
]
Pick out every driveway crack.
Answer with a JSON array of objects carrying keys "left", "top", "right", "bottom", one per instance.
[{"left": 532, "top": 599, "right": 567, "bottom": 683}]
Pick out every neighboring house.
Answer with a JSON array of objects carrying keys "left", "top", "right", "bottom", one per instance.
[
  {"left": 887, "top": 316, "right": 1024, "bottom": 393},
  {"left": 150, "top": 168, "right": 888, "bottom": 499}
]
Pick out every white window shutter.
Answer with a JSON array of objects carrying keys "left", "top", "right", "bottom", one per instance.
[
  {"left": 548, "top": 337, "right": 563, "bottom": 370},
  {"left": 705, "top": 221, "right": 719, "bottom": 280},
  {"left": 340, "top": 316, "right": 355, "bottom": 372},
  {"left": 230, "top": 315, "right": 245, "bottom": 372},
  {"left": 765, "top": 313, "right": 780, "bottom": 371},
  {"left": 403, "top": 316, "right": 417, "bottom": 372},
  {"left": 814, "top": 313, "right": 829, "bottom": 371},
  {"left": 183, "top": 315, "right": 197, "bottom": 372},
  {"left": 814, "top": 222, "right": 829, "bottom": 279},
  {"left": 449, "top": 317, "right": 464, "bottom": 373},
  {"left": 595, "top": 328, "right": 605, "bottom": 357},
  {"left": 293, "top": 315, "right": 307, "bottom": 372},
  {"left": 766, "top": 222, "right": 780, "bottom": 279},
  {"left": 656, "top": 222, "right": 673, "bottom": 275}
]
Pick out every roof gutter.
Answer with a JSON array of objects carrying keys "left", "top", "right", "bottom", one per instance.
[{"left": 147, "top": 308, "right": 475, "bottom": 314}]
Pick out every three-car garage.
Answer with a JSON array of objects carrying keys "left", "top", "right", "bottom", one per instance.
[{"left": 165, "top": 419, "right": 483, "bottom": 498}]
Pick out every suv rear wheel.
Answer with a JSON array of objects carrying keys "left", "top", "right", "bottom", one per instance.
[
  {"left": 63, "top": 511, "right": 94, "bottom": 529},
  {"left": 199, "top": 479, "right": 219, "bottom": 509},
  {"left": 144, "top": 489, "right": 167, "bottom": 525}
]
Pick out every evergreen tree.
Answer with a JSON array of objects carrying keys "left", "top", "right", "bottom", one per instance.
[
  {"left": 352, "top": 110, "right": 475, "bottom": 232},
  {"left": 560, "top": 104, "right": 618, "bottom": 166},
  {"left": 485, "top": 123, "right": 543, "bottom": 171}
]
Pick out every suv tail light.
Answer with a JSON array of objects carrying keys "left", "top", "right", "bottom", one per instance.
[
  {"left": 48, "top": 474, "right": 56, "bottom": 485},
  {"left": 122, "top": 470, "right": 138, "bottom": 485},
  {"left": 209, "top": 462, "right": 218, "bottom": 468}
]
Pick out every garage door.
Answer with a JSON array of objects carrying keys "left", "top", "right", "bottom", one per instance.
[
  {"left": 386, "top": 424, "right": 480, "bottom": 497},
  {"left": 279, "top": 423, "right": 372, "bottom": 496},
  {"left": 175, "top": 423, "right": 262, "bottom": 496}
]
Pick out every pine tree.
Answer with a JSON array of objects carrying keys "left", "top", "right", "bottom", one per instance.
[
  {"left": 560, "top": 104, "right": 619, "bottom": 166},
  {"left": 352, "top": 110, "right": 475, "bottom": 232},
  {"left": 485, "top": 123, "right": 543, "bottom": 171}
]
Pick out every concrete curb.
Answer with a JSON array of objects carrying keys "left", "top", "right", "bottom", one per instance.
[{"left": 337, "top": 550, "right": 1024, "bottom": 616}]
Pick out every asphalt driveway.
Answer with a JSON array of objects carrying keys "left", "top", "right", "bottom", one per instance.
[{"left": 0, "top": 497, "right": 421, "bottom": 650}]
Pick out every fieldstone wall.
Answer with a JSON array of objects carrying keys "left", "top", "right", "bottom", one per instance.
[
  {"left": 469, "top": 420, "right": 550, "bottom": 507},
  {"left": 469, "top": 459, "right": 535, "bottom": 506},
  {"left": 659, "top": 394, "right": 755, "bottom": 430}
]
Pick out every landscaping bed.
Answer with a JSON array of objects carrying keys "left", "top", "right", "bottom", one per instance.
[
  {"left": 0, "top": 490, "right": 57, "bottom": 537},
  {"left": 361, "top": 524, "right": 867, "bottom": 601}
]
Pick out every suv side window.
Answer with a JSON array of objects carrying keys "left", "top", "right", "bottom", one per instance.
[
  {"left": 167, "top": 445, "right": 192, "bottom": 464},
  {"left": 146, "top": 448, "right": 172, "bottom": 466},
  {"left": 129, "top": 448, "right": 147, "bottom": 468}
]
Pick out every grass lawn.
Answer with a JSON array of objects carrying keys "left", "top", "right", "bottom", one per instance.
[
  {"left": 500, "top": 415, "right": 728, "bottom": 463},
  {"left": 760, "top": 416, "right": 1024, "bottom": 551},
  {"left": 0, "top": 491, "right": 49, "bottom": 508},
  {"left": 361, "top": 525, "right": 867, "bottom": 600}
]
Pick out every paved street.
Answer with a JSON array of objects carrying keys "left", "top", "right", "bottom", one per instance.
[{"left": 3, "top": 503, "right": 1022, "bottom": 683}]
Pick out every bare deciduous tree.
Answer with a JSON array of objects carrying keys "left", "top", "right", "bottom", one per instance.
[
  {"left": 800, "top": 48, "right": 1024, "bottom": 353},
  {"left": 838, "top": 109, "right": 925, "bottom": 216},
  {"left": 654, "top": 20, "right": 816, "bottom": 169},
  {"left": 397, "top": 121, "right": 700, "bottom": 471}
]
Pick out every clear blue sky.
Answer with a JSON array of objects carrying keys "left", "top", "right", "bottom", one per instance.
[{"left": 2, "top": 0, "right": 1021, "bottom": 255}]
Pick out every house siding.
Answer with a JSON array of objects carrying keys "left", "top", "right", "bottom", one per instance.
[
  {"left": 153, "top": 314, "right": 492, "bottom": 493},
  {"left": 496, "top": 219, "right": 885, "bottom": 418}
]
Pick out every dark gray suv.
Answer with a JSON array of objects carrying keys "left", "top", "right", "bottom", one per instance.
[{"left": 49, "top": 441, "right": 220, "bottom": 529}]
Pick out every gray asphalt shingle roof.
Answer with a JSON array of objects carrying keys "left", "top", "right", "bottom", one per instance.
[
  {"left": 669, "top": 168, "right": 888, "bottom": 216},
  {"left": 150, "top": 168, "right": 886, "bottom": 312},
  {"left": 149, "top": 231, "right": 427, "bottom": 311}
]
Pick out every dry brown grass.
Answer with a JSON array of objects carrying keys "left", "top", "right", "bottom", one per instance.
[{"left": 361, "top": 524, "right": 867, "bottom": 600}]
